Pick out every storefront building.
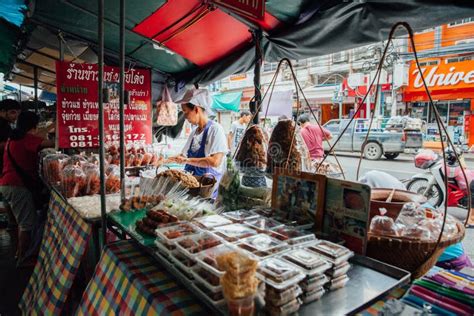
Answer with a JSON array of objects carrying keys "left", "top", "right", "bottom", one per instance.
[{"left": 403, "top": 59, "right": 474, "bottom": 146}]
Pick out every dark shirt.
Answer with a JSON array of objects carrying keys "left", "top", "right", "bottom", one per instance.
[{"left": 0, "top": 117, "right": 12, "bottom": 173}]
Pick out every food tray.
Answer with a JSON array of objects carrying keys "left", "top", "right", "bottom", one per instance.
[
  {"left": 237, "top": 234, "right": 289, "bottom": 259},
  {"left": 175, "top": 231, "right": 223, "bottom": 259},
  {"left": 299, "top": 274, "right": 328, "bottom": 292},
  {"left": 268, "top": 227, "right": 317, "bottom": 245},
  {"left": 306, "top": 240, "right": 354, "bottom": 266},
  {"left": 265, "top": 285, "right": 303, "bottom": 307},
  {"left": 194, "top": 214, "right": 233, "bottom": 229},
  {"left": 298, "top": 255, "right": 411, "bottom": 315},
  {"left": 281, "top": 250, "right": 332, "bottom": 277},
  {"left": 257, "top": 257, "right": 306, "bottom": 290},
  {"left": 211, "top": 224, "right": 257, "bottom": 242},
  {"left": 155, "top": 222, "right": 199, "bottom": 245},
  {"left": 169, "top": 252, "right": 194, "bottom": 279},
  {"left": 154, "top": 238, "right": 175, "bottom": 257},
  {"left": 244, "top": 216, "right": 284, "bottom": 232},
  {"left": 192, "top": 266, "right": 223, "bottom": 293},
  {"left": 196, "top": 244, "right": 239, "bottom": 277},
  {"left": 222, "top": 210, "right": 259, "bottom": 223},
  {"left": 301, "top": 287, "right": 325, "bottom": 304}
]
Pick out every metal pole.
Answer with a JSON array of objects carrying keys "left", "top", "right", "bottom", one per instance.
[
  {"left": 119, "top": 0, "right": 126, "bottom": 201},
  {"left": 98, "top": 0, "right": 107, "bottom": 247},
  {"left": 366, "top": 73, "right": 371, "bottom": 118},
  {"left": 33, "top": 66, "right": 38, "bottom": 113},
  {"left": 59, "top": 32, "right": 64, "bottom": 61},
  {"left": 252, "top": 29, "right": 263, "bottom": 124}
]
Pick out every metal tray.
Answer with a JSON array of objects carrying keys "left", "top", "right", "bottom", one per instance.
[{"left": 299, "top": 255, "right": 411, "bottom": 316}]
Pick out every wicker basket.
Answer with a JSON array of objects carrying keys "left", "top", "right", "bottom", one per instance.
[
  {"left": 367, "top": 222, "right": 465, "bottom": 279},
  {"left": 187, "top": 174, "right": 216, "bottom": 199}
]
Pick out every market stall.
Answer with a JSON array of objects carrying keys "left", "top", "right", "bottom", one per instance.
[{"left": 3, "top": 1, "right": 474, "bottom": 315}]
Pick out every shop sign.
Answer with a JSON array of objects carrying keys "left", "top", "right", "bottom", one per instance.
[
  {"left": 55, "top": 61, "right": 152, "bottom": 149},
  {"left": 229, "top": 73, "right": 247, "bottom": 81},
  {"left": 213, "top": 0, "right": 265, "bottom": 20},
  {"left": 409, "top": 60, "right": 474, "bottom": 91}
]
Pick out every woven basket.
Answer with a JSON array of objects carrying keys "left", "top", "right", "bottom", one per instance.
[
  {"left": 187, "top": 174, "right": 216, "bottom": 199},
  {"left": 367, "top": 222, "right": 465, "bottom": 279}
]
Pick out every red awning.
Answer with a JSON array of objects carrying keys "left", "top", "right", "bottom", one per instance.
[{"left": 403, "top": 86, "right": 474, "bottom": 102}]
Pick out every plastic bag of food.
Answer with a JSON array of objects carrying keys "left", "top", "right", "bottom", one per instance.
[
  {"left": 370, "top": 215, "right": 399, "bottom": 236},
  {"left": 395, "top": 202, "right": 424, "bottom": 227},
  {"left": 62, "top": 165, "right": 86, "bottom": 198},
  {"left": 266, "top": 120, "right": 311, "bottom": 174},
  {"left": 43, "top": 153, "right": 69, "bottom": 184},
  {"left": 63, "top": 154, "right": 88, "bottom": 169},
  {"left": 400, "top": 225, "right": 431, "bottom": 240},
  {"left": 142, "top": 152, "right": 153, "bottom": 166},
  {"left": 106, "top": 167, "right": 121, "bottom": 194},
  {"left": 84, "top": 164, "right": 101, "bottom": 195}
]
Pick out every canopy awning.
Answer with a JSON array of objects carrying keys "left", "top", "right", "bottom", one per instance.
[
  {"left": 2, "top": 1, "right": 474, "bottom": 88},
  {"left": 212, "top": 91, "right": 242, "bottom": 112}
]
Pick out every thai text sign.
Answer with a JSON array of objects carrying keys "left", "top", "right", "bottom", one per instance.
[{"left": 55, "top": 61, "right": 152, "bottom": 149}]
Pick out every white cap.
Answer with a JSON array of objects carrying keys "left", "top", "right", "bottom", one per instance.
[{"left": 176, "top": 88, "right": 215, "bottom": 116}]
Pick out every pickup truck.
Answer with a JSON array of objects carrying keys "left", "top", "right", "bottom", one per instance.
[{"left": 322, "top": 119, "right": 423, "bottom": 160}]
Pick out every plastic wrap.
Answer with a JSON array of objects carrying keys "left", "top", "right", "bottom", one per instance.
[
  {"left": 395, "top": 202, "right": 425, "bottom": 227},
  {"left": 281, "top": 249, "right": 332, "bottom": 277},
  {"left": 369, "top": 215, "right": 399, "bottom": 236},
  {"left": 212, "top": 224, "right": 257, "bottom": 242},
  {"left": 268, "top": 227, "right": 316, "bottom": 245},
  {"left": 243, "top": 217, "right": 284, "bottom": 232},
  {"left": 43, "top": 153, "right": 69, "bottom": 184},
  {"left": 222, "top": 210, "right": 259, "bottom": 223},
  {"left": 305, "top": 240, "right": 354, "bottom": 266},
  {"left": 257, "top": 258, "right": 305, "bottom": 290},
  {"left": 237, "top": 234, "right": 289, "bottom": 259},
  {"left": 84, "top": 164, "right": 101, "bottom": 195},
  {"left": 194, "top": 215, "right": 233, "bottom": 229},
  {"left": 106, "top": 167, "right": 121, "bottom": 194},
  {"left": 62, "top": 164, "right": 86, "bottom": 198},
  {"left": 63, "top": 154, "right": 88, "bottom": 168}
]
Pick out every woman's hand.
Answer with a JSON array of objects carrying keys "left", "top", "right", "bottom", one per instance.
[{"left": 168, "top": 155, "right": 187, "bottom": 164}]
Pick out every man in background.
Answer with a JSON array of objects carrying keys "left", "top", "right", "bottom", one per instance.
[
  {"left": 298, "top": 113, "right": 332, "bottom": 162},
  {"left": 0, "top": 99, "right": 21, "bottom": 170},
  {"left": 228, "top": 110, "right": 251, "bottom": 154}
]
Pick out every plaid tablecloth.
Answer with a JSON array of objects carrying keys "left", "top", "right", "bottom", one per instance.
[
  {"left": 76, "top": 240, "right": 205, "bottom": 315},
  {"left": 20, "top": 190, "right": 92, "bottom": 315}
]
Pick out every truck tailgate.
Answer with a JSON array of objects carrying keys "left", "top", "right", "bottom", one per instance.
[{"left": 405, "top": 130, "right": 423, "bottom": 148}]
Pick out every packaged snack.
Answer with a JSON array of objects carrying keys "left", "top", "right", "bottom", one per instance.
[
  {"left": 196, "top": 244, "right": 238, "bottom": 277},
  {"left": 306, "top": 240, "right": 354, "bottom": 265},
  {"left": 62, "top": 164, "right": 86, "bottom": 198},
  {"left": 301, "top": 287, "right": 325, "bottom": 304},
  {"left": 326, "top": 261, "right": 351, "bottom": 278},
  {"left": 257, "top": 257, "right": 305, "bottom": 290},
  {"left": 217, "top": 251, "right": 259, "bottom": 300},
  {"left": 194, "top": 214, "right": 233, "bottom": 229},
  {"left": 84, "top": 164, "right": 101, "bottom": 195},
  {"left": 244, "top": 217, "right": 284, "bottom": 232},
  {"left": 106, "top": 168, "right": 121, "bottom": 194},
  {"left": 326, "top": 274, "right": 350, "bottom": 291},
  {"left": 369, "top": 215, "right": 399, "bottom": 236},
  {"left": 175, "top": 232, "right": 222, "bottom": 259},
  {"left": 265, "top": 284, "right": 302, "bottom": 307},
  {"left": 105, "top": 164, "right": 120, "bottom": 176},
  {"left": 222, "top": 210, "right": 259, "bottom": 223},
  {"left": 266, "top": 297, "right": 301, "bottom": 316},
  {"left": 281, "top": 249, "right": 332, "bottom": 277},
  {"left": 269, "top": 227, "right": 316, "bottom": 245},
  {"left": 63, "top": 154, "right": 87, "bottom": 168},
  {"left": 155, "top": 222, "right": 198, "bottom": 245},
  {"left": 299, "top": 274, "right": 328, "bottom": 292},
  {"left": 400, "top": 225, "right": 431, "bottom": 240},
  {"left": 43, "top": 153, "right": 69, "bottom": 184},
  {"left": 395, "top": 202, "right": 425, "bottom": 227},
  {"left": 212, "top": 224, "right": 257, "bottom": 242},
  {"left": 237, "top": 234, "right": 289, "bottom": 259}
]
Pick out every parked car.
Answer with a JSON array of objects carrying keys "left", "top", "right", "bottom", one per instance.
[{"left": 323, "top": 118, "right": 423, "bottom": 160}]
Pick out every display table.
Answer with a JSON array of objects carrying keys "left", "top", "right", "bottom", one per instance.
[
  {"left": 76, "top": 240, "right": 206, "bottom": 315},
  {"left": 20, "top": 190, "right": 92, "bottom": 315}
]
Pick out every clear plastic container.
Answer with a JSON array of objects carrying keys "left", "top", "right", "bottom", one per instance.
[
  {"left": 237, "top": 234, "right": 289, "bottom": 259},
  {"left": 154, "top": 237, "right": 176, "bottom": 257},
  {"left": 257, "top": 257, "right": 306, "bottom": 290},
  {"left": 265, "top": 284, "right": 302, "bottom": 307},
  {"left": 306, "top": 240, "right": 354, "bottom": 266},
  {"left": 250, "top": 207, "right": 274, "bottom": 218},
  {"left": 226, "top": 294, "right": 255, "bottom": 316},
  {"left": 301, "top": 287, "right": 325, "bottom": 304},
  {"left": 194, "top": 214, "right": 233, "bottom": 229},
  {"left": 172, "top": 249, "right": 196, "bottom": 267},
  {"left": 170, "top": 253, "right": 194, "bottom": 279},
  {"left": 268, "top": 227, "right": 317, "bottom": 245},
  {"left": 195, "top": 244, "right": 239, "bottom": 277},
  {"left": 175, "top": 231, "right": 223, "bottom": 259},
  {"left": 212, "top": 224, "right": 258, "bottom": 242},
  {"left": 192, "top": 266, "right": 223, "bottom": 293},
  {"left": 155, "top": 222, "right": 199, "bottom": 246},
  {"left": 223, "top": 210, "right": 259, "bottom": 223},
  {"left": 299, "top": 274, "right": 328, "bottom": 292},
  {"left": 62, "top": 164, "right": 86, "bottom": 198},
  {"left": 266, "top": 297, "right": 301, "bottom": 316},
  {"left": 281, "top": 250, "right": 332, "bottom": 277},
  {"left": 326, "top": 261, "right": 351, "bottom": 278},
  {"left": 244, "top": 216, "right": 284, "bottom": 232},
  {"left": 326, "top": 275, "right": 350, "bottom": 291},
  {"left": 193, "top": 281, "right": 226, "bottom": 306}
]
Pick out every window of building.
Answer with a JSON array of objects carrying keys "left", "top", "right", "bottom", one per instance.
[
  {"left": 263, "top": 62, "right": 278, "bottom": 73},
  {"left": 419, "top": 60, "right": 439, "bottom": 67},
  {"left": 448, "top": 17, "right": 474, "bottom": 27},
  {"left": 445, "top": 55, "right": 473, "bottom": 64}
]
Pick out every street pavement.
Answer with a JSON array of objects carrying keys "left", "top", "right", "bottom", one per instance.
[{"left": 161, "top": 136, "right": 473, "bottom": 259}]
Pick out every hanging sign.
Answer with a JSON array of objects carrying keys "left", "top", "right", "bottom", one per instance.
[
  {"left": 213, "top": 0, "right": 265, "bottom": 20},
  {"left": 55, "top": 61, "right": 152, "bottom": 149}
]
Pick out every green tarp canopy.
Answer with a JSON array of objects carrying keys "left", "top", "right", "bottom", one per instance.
[{"left": 212, "top": 91, "right": 242, "bottom": 113}]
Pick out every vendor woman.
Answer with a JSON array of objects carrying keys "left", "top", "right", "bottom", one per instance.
[{"left": 169, "top": 89, "right": 228, "bottom": 197}]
